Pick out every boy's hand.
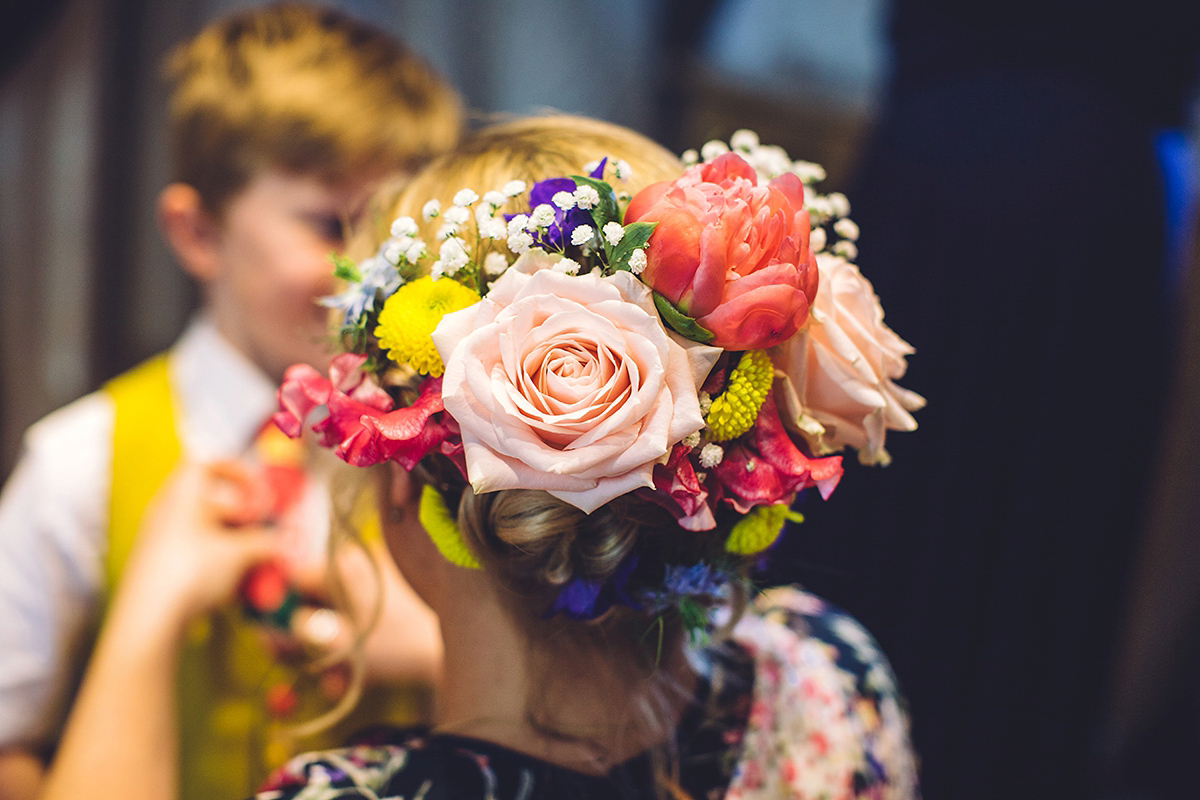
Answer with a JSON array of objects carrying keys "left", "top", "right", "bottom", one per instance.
[{"left": 123, "top": 462, "right": 282, "bottom": 627}]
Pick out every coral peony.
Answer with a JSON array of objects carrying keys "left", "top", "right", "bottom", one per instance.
[{"left": 625, "top": 152, "right": 819, "bottom": 350}]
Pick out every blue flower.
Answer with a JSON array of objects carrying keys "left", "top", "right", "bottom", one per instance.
[
  {"left": 547, "top": 551, "right": 640, "bottom": 620},
  {"left": 640, "top": 563, "right": 729, "bottom": 613}
]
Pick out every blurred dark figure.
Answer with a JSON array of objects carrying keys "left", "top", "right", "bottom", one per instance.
[{"left": 792, "top": 2, "right": 1200, "bottom": 798}]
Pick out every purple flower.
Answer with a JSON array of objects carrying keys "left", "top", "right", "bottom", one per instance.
[{"left": 547, "top": 551, "right": 640, "bottom": 619}]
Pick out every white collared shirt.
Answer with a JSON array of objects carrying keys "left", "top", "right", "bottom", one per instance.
[{"left": 0, "top": 317, "right": 287, "bottom": 746}]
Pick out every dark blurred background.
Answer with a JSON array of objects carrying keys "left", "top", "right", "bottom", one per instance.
[{"left": 3, "top": 1, "right": 1200, "bottom": 798}]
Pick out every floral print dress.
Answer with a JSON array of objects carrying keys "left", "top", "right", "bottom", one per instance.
[{"left": 255, "top": 588, "right": 919, "bottom": 800}]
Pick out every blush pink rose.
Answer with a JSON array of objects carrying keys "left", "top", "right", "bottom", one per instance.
[
  {"left": 625, "top": 152, "right": 819, "bottom": 350},
  {"left": 431, "top": 260, "right": 721, "bottom": 513},
  {"left": 772, "top": 253, "right": 925, "bottom": 466}
]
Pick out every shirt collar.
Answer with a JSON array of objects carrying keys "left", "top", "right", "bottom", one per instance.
[{"left": 169, "top": 316, "right": 279, "bottom": 460}]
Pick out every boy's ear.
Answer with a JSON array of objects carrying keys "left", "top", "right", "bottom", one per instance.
[{"left": 158, "top": 183, "right": 221, "bottom": 282}]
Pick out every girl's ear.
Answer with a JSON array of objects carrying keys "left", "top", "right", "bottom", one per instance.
[
  {"left": 387, "top": 462, "right": 419, "bottom": 511},
  {"left": 158, "top": 183, "right": 221, "bottom": 282}
]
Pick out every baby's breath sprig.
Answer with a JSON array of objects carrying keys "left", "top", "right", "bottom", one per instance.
[{"left": 698, "top": 129, "right": 855, "bottom": 260}]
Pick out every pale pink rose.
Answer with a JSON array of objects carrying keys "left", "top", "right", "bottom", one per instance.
[
  {"left": 772, "top": 253, "right": 925, "bottom": 466},
  {"left": 625, "top": 152, "right": 819, "bottom": 350},
  {"left": 432, "top": 264, "right": 721, "bottom": 513}
]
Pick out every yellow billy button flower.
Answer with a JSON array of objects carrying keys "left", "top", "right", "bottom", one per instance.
[
  {"left": 706, "top": 349, "right": 774, "bottom": 441},
  {"left": 725, "top": 503, "right": 804, "bottom": 555},
  {"left": 375, "top": 276, "right": 480, "bottom": 376},
  {"left": 417, "top": 485, "right": 481, "bottom": 569}
]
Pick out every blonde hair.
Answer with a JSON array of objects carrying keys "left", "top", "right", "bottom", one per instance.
[
  {"left": 164, "top": 3, "right": 463, "bottom": 214},
  {"left": 367, "top": 114, "right": 683, "bottom": 247}
]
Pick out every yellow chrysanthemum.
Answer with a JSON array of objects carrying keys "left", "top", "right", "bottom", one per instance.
[
  {"left": 725, "top": 503, "right": 804, "bottom": 555},
  {"left": 418, "top": 484, "right": 481, "bottom": 569},
  {"left": 706, "top": 349, "right": 774, "bottom": 441},
  {"left": 375, "top": 276, "right": 480, "bottom": 376}
]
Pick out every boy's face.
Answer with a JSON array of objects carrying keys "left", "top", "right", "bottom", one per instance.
[{"left": 206, "top": 169, "right": 373, "bottom": 382}]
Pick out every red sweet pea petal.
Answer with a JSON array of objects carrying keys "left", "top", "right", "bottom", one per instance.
[
  {"left": 273, "top": 364, "right": 332, "bottom": 438},
  {"left": 652, "top": 443, "right": 708, "bottom": 517},
  {"left": 716, "top": 391, "right": 844, "bottom": 510}
]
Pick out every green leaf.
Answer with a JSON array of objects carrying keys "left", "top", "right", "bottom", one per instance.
[
  {"left": 653, "top": 291, "right": 715, "bottom": 344},
  {"left": 569, "top": 174, "right": 621, "bottom": 232},
  {"left": 330, "top": 253, "right": 360, "bottom": 282},
  {"left": 610, "top": 221, "right": 656, "bottom": 270}
]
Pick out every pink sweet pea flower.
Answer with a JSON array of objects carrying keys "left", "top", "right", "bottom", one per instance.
[
  {"left": 640, "top": 443, "right": 717, "bottom": 531},
  {"left": 715, "top": 391, "right": 843, "bottom": 513},
  {"left": 626, "top": 152, "right": 819, "bottom": 350},
  {"left": 273, "top": 353, "right": 451, "bottom": 469}
]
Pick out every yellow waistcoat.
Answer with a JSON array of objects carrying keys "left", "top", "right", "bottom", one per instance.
[{"left": 105, "top": 355, "right": 424, "bottom": 800}]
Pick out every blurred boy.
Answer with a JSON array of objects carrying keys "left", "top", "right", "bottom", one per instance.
[{"left": 0, "top": 5, "right": 462, "bottom": 800}]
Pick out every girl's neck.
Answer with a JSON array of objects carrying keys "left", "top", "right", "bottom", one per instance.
[{"left": 434, "top": 576, "right": 697, "bottom": 774}]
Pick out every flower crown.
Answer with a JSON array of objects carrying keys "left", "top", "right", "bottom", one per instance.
[{"left": 274, "top": 129, "right": 923, "bottom": 618}]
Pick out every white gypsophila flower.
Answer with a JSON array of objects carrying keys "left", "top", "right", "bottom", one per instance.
[
  {"left": 749, "top": 145, "right": 792, "bottom": 180},
  {"left": 475, "top": 203, "right": 495, "bottom": 226},
  {"left": 628, "top": 248, "right": 647, "bottom": 275},
  {"left": 483, "top": 251, "right": 510, "bottom": 277},
  {"left": 570, "top": 224, "right": 594, "bottom": 247},
  {"left": 439, "top": 238, "right": 469, "bottom": 274},
  {"left": 832, "top": 240, "right": 858, "bottom": 261},
  {"left": 583, "top": 159, "right": 602, "bottom": 176},
  {"left": 507, "top": 230, "right": 534, "bottom": 254},
  {"left": 792, "top": 160, "right": 827, "bottom": 184},
  {"left": 552, "top": 191, "right": 577, "bottom": 211},
  {"left": 383, "top": 241, "right": 405, "bottom": 264},
  {"left": 443, "top": 206, "right": 470, "bottom": 226},
  {"left": 507, "top": 214, "right": 530, "bottom": 237},
  {"left": 422, "top": 199, "right": 441, "bottom": 221},
  {"left": 436, "top": 222, "right": 459, "bottom": 241},
  {"left": 503, "top": 180, "right": 527, "bottom": 197},
  {"left": 553, "top": 257, "right": 581, "bottom": 275},
  {"left": 681, "top": 148, "right": 699, "bottom": 166},
  {"left": 573, "top": 185, "right": 600, "bottom": 209},
  {"left": 390, "top": 216, "right": 418, "bottom": 238},
  {"left": 827, "top": 192, "right": 851, "bottom": 219},
  {"left": 482, "top": 190, "right": 507, "bottom": 209},
  {"left": 701, "top": 140, "right": 730, "bottom": 162},
  {"left": 429, "top": 260, "right": 445, "bottom": 281},
  {"left": 682, "top": 431, "right": 702, "bottom": 448},
  {"left": 698, "top": 391, "right": 713, "bottom": 414},
  {"left": 613, "top": 160, "right": 632, "bottom": 180},
  {"left": 833, "top": 217, "right": 860, "bottom": 241},
  {"left": 807, "top": 195, "right": 835, "bottom": 221},
  {"left": 699, "top": 443, "right": 724, "bottom": 468},
  {"left": 809, "top": 226, "right": 827, "bottom": 253},
  {"left": 478, "top": 218, "right": 507, "bottom": 240},
  {"left": 617, "top": 191, "right": 631, "bottom": 204},
  {"left": 530, "top": 204, "right": 556, "bottom": 229},
  {"left": 730, "top": 129, "right": 760, "bottom": 152},
  {"left": 404, "top": 240, "right": 426, "bottom": 264},
  {"left": 453, "top": 188, "right": 479, "bottom": 207},
  {"left": 602, "top": 221, "right": 624, "bottom": 247}
]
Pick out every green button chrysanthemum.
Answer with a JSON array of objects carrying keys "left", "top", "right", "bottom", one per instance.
[
  {"left": 374, "top": 276, "right": 480, "bottom": 376},
  {"left": 725, "top": 503, "right": 804, "bottom": 555},
  {"left": 705, "top": 349, "right": 774, "bottom": 441}
]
